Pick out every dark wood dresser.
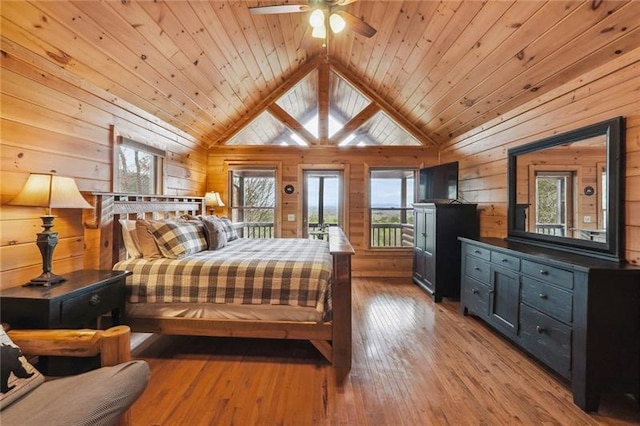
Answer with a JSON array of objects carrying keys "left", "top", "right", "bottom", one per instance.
[{"left": 459, "top": 237, "right": 640, "bottom": 412}]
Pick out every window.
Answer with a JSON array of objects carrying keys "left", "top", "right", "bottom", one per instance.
[
  {"left": 229, "top": 168, "right": 276, "bottom": 238},
  {"left": 114, "top": 136, "right": 165, "bottom": 194},
  {"left": 534, "top": 171, "right": 574, "bottom": 237},
  {"left": 369, "top": 169, "right": 416, "bottom": 248}
]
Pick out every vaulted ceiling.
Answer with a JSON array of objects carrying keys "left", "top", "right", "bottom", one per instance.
[{"left": 2, "top": 1, "right": 639, "bottom": 148}]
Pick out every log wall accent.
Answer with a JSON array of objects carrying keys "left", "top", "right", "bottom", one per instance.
[
  {"left": 441, "top": 46, "right": 640, "bottom": 265},
  {"left": 0, "top": 50, "right": 207, "bottom": 289}
]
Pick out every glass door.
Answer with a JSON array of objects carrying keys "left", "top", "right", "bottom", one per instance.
[{"left": 303, "top": 170, "right": 343, "bottom": 239}]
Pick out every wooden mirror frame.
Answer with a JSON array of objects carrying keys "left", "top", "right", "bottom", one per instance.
[{"left": 507, "top": 117, "right": 625, "bottom": 262}]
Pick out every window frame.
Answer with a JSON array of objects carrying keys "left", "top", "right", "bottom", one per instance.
[
  {"left": 225, "top": 161, "right": 282, "bottom": 238},
  {"left": 113, "top": 135, "right": 166, "bottom": 195},
  {"left": 367, "top": 165, "right": 418, "bottom": 250},
  {"left": 297, "top": 164, "right": 350, "bottom": 238}
]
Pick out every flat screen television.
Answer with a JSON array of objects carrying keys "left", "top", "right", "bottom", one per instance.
[{"left": 418, "top": 161, "right": 459, "bottom": 202}]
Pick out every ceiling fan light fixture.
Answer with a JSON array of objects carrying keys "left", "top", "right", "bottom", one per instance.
[
  {"left": 309, "top": 9, "right": 325, "bottom": 28},
  {"left": 312, "top": 23, "right": 327, "bottom": 39},
  {"left": 329, "top": 13, "right": 346, "bottom": 33}
]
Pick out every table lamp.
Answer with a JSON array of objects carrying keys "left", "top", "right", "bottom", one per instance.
[
  {"left": 8, "top": 173, "right": 93, "bottom": 286},
  {"left": 204, "top": 191, "right": 225, "bottom": 215}
]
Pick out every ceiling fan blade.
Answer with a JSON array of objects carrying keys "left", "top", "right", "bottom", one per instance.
[
  {"left": 337, "top": 0, "right": 359, "bottom": 5},
  {"left": 334, "top": 10, "right": 377, "bottom": 38},
  {"left": 249, "top": 4, "right": 309, "bottom": 15}
]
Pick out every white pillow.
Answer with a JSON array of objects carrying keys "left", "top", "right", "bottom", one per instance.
[
  {"left": 119, "top": 219, "right": 142, "bottom": 259},
  {"left": 0, "top": 328, "right": 45, "bottom": 410}
]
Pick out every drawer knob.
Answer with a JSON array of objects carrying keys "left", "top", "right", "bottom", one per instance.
[
  {"left": 501, "top": 258, "right": 509, "bottom": 263},
  {"left": 89, "top": 294, "right": 101, "bottom": 305},
  {"left": 474, "top": 267, "right": 481, "bottom": 271},
  {"left": 539, "top": 293, "right": 548, "bottom": 300},
  {"left": 536, "top": 325, "right": 545, "bottom": 334},
  {"left": 474, "top": 250, "right": 481, "bottom": 254},
  {"left": 471, "top": 288, "right": 479, "bottom": 295},
  {"left": 539, "top": 269, "right": 549, "bottom": 276}
]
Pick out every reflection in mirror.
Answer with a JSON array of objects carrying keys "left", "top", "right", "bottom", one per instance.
[
  {"left": 508, "top": 117, "right": 624, "bottom": 262},
  {"left": 514, "top": 135, "right": 607, "bottom": 242}
]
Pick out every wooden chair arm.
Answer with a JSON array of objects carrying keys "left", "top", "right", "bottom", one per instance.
[{"left": 7, "top": 325, "right": 131, "bottom": 367}]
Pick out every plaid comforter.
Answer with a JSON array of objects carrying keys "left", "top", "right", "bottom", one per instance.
[{"left": 113, "top": 238, "right": 333, "bottom": 319}]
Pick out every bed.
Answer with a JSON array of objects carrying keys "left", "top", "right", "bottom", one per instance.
[{"left": 89, "top": 193, "right": 354, "bottom": 369}]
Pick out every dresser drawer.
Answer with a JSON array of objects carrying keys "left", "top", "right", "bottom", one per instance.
[
  {"left": 60, "top": 285, "right": 122, "bottom": 327},
  {"left": 465, "top": 255, "right": 491, "bottom": 284},
  {"left": 464, "top": 243, "right": 491, "bottom": 261},
  {"left": 463, "top": 277, "right": 490, "bottom": 317},
  {"left": 521, "top": 259, "right": 573, "bottom": 290},
  {"left": 520, "top": 304, "right": 572, "bottom": 378},
  {"left": 521, "top": 277, "right": 572, "bottom": 324},
  {"left": 491, "top": 250, "right": 521, "bottom": 272}
]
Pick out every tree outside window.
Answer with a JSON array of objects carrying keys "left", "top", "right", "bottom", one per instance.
[
  {"left": 115, "top": 137, "right": 164, "bottom": 194},
  {"left": 229, "top": 168, "right": 276, "bottom": 238}
]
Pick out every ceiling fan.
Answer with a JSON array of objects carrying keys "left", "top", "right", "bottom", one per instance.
[{"left": 249, "top": 0, "right": 377, "bottom": 39}]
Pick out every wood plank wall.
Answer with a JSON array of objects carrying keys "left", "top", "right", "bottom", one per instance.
[
  {"left": 441, "top": 47, "right": 640, "bottom": 265},
  {"left": 206, "top": 146, "right": 439, "bottom": 277},
  {"left": 0, "top": 51, "right": 208, "bottom": 290},
  {"left": 2, "top": 38, "right": 638, "bottom": 287}
]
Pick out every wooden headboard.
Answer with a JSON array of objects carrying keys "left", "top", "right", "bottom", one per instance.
[{"left": 89, "top": 193, "right": 205, "bottom": 269}]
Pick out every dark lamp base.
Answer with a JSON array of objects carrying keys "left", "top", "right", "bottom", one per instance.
[{"left": 25, "top": 272, "right": 66, "bottom": 287}]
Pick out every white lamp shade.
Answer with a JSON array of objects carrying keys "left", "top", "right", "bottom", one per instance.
[
  {"left": 204, "top": 191, "right": 225, "bottom": 207},
  {"left": 9, "top": 174, "right": 93, "bottom": 210},
  {"left": 309, "top": 9, "right": 324, "bottom": 28},
  {"left": 312, "top": 24, "right": 327, "bottom": 39},
  {"left": 329, "top": 13, "right": 346, "bottom": 33}
]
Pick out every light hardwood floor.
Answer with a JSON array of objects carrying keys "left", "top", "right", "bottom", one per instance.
[{"left": 128, "top": 278, "right": 640, "bottom": 425}]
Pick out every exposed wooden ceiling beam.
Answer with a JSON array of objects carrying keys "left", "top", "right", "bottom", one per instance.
[
  {"left": 267, "top": 103, "right": 318, "bottom": 146},
  {"left": 213, "top": 55, "right": 323, "bottom": 147},
  {"left": 328, "top": 59, "right": 439, "bottom": 148},
  {"left": 318, "top": 61, "right": 330, "bottom": 145},
  {"left": 329, "top": 103, "right": 380, "bottom": 146}
]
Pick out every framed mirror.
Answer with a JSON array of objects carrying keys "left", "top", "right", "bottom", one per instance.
[{"left": 507, "top": 117, "right": 625, "bottom": 262}]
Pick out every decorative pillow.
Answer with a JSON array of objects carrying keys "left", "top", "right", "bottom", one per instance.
[
  {"left": 199, "top": 216, "right": 228, "bottom": 250},
  {"left": 119, "top": 219, "right": 142, "bottom": 259},
  {"left": 219, "top": 217, "right": 239, "bottom": 241},
  {"left": 149, "top": 220, "right": 207, "bottom": 259},
  {"left": 0, "top": 328, "right": 45, "bottom": 410},
  {"left": 135, "top": 219, "right": 164, "bottom": 259}
]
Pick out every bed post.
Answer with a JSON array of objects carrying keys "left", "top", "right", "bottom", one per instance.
[{"left": 328, "top": 227, "right": 355, "bottom": 371}]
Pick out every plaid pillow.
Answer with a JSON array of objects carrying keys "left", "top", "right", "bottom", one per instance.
[
  {"left": 149, "top": 220, "right": 207, "bottom": 259},
  {"left": 200, "top": 216, "right": 228, "bottom": 250},
  {"left": 219, "top": 217, "right": 239, "bottom": 241}
]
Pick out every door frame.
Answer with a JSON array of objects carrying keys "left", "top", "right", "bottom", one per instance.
[{"left": 297, "top": 164, "right": 350, "bottom": 238}]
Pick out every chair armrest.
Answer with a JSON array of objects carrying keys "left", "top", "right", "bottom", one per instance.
[{"left": 7, "top": 325, "right": 132, "bottom": 367}]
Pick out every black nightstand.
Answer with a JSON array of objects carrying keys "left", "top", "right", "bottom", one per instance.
[{"left": 0, "top": 269, "right": 131, "bottom": 374}]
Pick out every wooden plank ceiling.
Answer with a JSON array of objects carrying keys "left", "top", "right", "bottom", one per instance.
[{"left": 2, "top": 1, "right": 639, "bottom": 148}]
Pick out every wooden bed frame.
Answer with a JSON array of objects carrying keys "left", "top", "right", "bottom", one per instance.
[{"left": 90, "top": 193, "right": 354, "bottom": 370}]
